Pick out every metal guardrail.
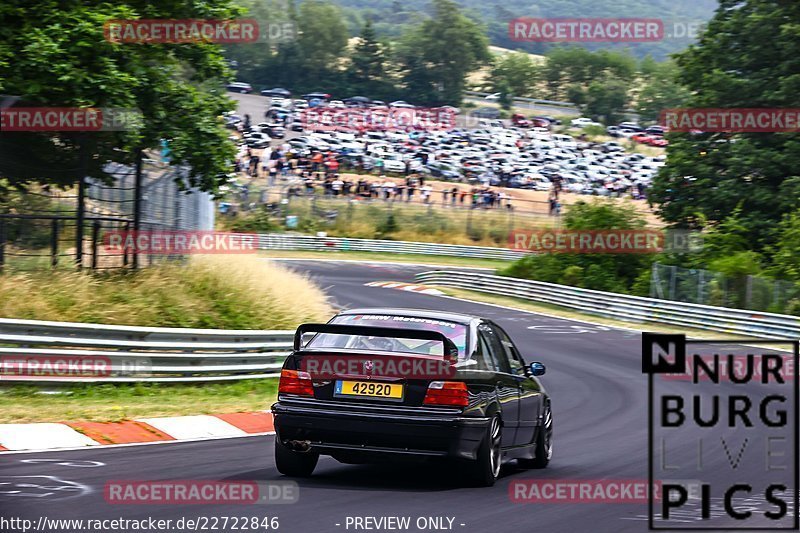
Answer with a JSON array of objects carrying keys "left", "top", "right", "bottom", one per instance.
[
  {"left": 258, "top": 234, "right": 524, "bottom": 261},
  {"left": 0, "top": 318, "right": 293, "bottom": 383},
  {"left": 464, "top": 91, "right": 578, "bottom": 110},
  {"left": 415, "top": 270, "right": 800, "bottom": 339}
]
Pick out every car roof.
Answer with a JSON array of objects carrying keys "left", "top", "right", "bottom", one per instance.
[{"left": 337, "top": 308, "right": 478, "bottom": 325}]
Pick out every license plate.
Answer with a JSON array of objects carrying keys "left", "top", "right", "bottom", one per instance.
[{"left": 335, "top": 380, "right": 404, "bottom": 399}]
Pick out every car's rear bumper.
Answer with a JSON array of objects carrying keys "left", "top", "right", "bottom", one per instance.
[{"left": 272, "top": 399, "right": 490, "bottom": 461}]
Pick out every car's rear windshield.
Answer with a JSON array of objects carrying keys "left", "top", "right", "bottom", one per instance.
[{"left": 303, "top": 314, "right": 469, "bottom": 359}]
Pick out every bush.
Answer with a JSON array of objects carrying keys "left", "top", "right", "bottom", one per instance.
[
  {"left": 226, "top": 206, "right": 277, "bottom": 233},
  {"left": 499, "top": 199, "right": 654, "bottom": 292},
  {"left": 582, "top": 124, "right": 606, "bottom": 137}
]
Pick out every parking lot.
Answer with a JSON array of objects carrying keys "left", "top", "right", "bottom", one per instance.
[{"left": 227, "top": 91, "right": 664, "bottom": 203}]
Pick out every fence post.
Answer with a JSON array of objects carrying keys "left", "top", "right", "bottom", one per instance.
[
  {"left": 122, "top": 221, "right": 130, "bottom": 267},
  {"left": 51, "top": 218, "right": 59, "bottom": 268},
  {"left": 91, "top": 220, "right": 100, "bottom": 270},
  {"left": 133, "top": 148, "right": 143, "bottom": 269}
]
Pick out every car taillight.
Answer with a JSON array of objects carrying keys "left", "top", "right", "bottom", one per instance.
[
  {"left": 279, "top": 369, "right": 314, "bottom": 397},
  {"left": 423, "top": 381, "right": 469, "bottom": 407}
]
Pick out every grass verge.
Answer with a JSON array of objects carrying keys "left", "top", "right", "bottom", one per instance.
[
  {"left": 0, "top": 380, "right": 279, "bottom": 424},
  {"left": 0, "top": 255, "right": 332, "bottom": 328},
  {"left": 261, "top": 250, "right": 509, "bottom": 270}
]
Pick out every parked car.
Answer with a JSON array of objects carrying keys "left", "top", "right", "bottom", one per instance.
[
  {"left": 511, "top": 113, "right": 532, "bottom": 128},
  {"left": 267, "top": 125, "right": 286, "bottom": 138},
  {"left": 471, "top": 107, "right": 501, "bottom": 119},
  {"left": 618, "top": 122, "right": 643, "bottom": 132},
  {"left": 571, "top": 117, "right": 602, "bottom": 128},
  {"left": 533, "top": 115, "right": 562, "bottom": 126},
  {"left": 226, "top": 82, "right": 253, "bottom": 94},
  {"left": 261, "top": 87, "right": 291, "bottom": 97},
  {"left": 303, "top": 92, "right": 332, "bottom": 101}
]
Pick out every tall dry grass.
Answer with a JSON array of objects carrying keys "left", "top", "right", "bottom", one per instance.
[{"left": 0, "top": 256, "right": 332, "bottom": 329}]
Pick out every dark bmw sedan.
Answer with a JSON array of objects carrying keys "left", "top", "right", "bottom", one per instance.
[{"left": 272, "top": 308, "right": 552, "bottom": 486}]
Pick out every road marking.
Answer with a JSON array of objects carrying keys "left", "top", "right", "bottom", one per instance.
[
  {"left": 0, "top": 423, "right": 99, "bottom": 451},
  {"left": 0, "top": 475, "right": 91, "bottom": 500},
  {"left": 136, "top": 415, "right": 248, "bottom": 440},
  {"left": 527, "top": 324, "right": 614, "bottom": 334},
  {"left": 19, "top": 459, "right": 105, "bottom": 467}
]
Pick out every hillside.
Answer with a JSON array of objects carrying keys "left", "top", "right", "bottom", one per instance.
[{"left": 337, "top": 0, "right": 718, "bottom": 60}]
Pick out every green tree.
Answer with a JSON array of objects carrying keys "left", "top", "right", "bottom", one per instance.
[
  {"left": 585, "top": 77, "right": 629, "bottom": 124},
  {"left": 767, "top": 211, "right": 800, "bottom": 281},
  {"left": 346, "top": 20, "right": 394, "bottom": 98},
  {"left": 294, "top": 0, "right": 349, "bottom": 91},
  {"left": 396, "top": 0, "right": 490, "bottom": 105},
  {"left": 541, "top": 46, "right": 636, "bottom": 100},
  {"left": 635, "top": 60, "right": 690, "bottom": 123},
  {"left": 490, "top": 52, "right": 539, "bottom": 98},
  {"left": 0, "top": 0, "right": 238, "bottom": 193},
  {"left": 650, "top": 0, "right": 800, "bottom": 249}
]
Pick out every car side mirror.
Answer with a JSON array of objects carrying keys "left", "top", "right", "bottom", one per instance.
[{"left": 529, "top": 362, "right": 546, "bottom": 376}]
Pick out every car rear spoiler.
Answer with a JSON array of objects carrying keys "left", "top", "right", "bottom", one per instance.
[{"left": 293, "top": 323, "right": 460, "bottom": 360}]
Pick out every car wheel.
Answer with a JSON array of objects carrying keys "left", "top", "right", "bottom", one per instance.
[
  {"left": 468, "top": 415, "right": 502, "bottom": 487},
  {"left": 520, "top": 401, "right": 553, "bottom": 469},
  {"left": 241, "top": 89, "right": 248, "bottom": 94},
  {"left": 275, "top": 440, "right": 319, "bottom": 477}
]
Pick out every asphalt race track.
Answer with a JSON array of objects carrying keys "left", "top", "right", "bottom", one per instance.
[{"left": 1, "top": 260, "right": 796, "bottom": 532}]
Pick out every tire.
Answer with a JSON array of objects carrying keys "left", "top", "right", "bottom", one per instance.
[
  {"left": 520, "top": 401, "right": 553, "bottom": 469},
  {"left": 274, "top": 441, "right": 319, "bottom": 477},
  {"left": 240, "top": 89, "right": 248, "bottom": 94},
  {"left": 467, "top": 415, "right": 502, "bottom": 487}
]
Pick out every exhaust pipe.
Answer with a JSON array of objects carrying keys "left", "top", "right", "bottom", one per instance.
[{"left": 285, "top": 440, "right": 311, "bottom": 452}]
